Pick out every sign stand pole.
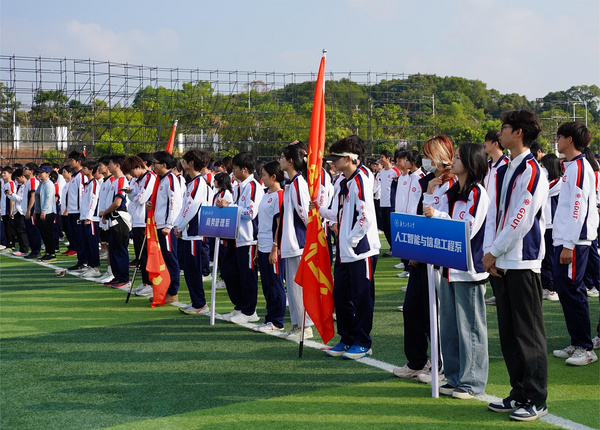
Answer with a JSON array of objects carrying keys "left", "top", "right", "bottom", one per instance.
[
  {"left": 427, "top": 263, "right": 440, "bottom": 398},
  {"left": 210, "top": 238, "right": 220, "bottom": 326}
]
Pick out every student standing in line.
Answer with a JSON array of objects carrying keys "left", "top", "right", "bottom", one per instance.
[
  {"left": 59, "top": 166, "right": 76, "bottom": 256},
  {"left": 6, "top": 169, "right": 28, "bottom": 256},
  {"left": 482, "top": 129, "right": 509, "bottom": 306},
  {"left": 254, "top": 160, "right": 286, "bottom": 333},
  {"left": 174, "top": 149, "right": 211, "bottom": 315},
  {"left": 539, "top": 154, "right": 562, "bottom": 301},
  {"left": 278, "top": 144, "right": 313, "bottom": 340},
  {"left": 122, "top": 156, "right": 157, "bottom": 296},
  {"left": 551, "top": 122, "right": 599, "bottom": 366},
  {"left": 482, "top": 110, "right": 549, "bottom": 422},
  {"left": 79, "top": 161, "right": 103, "bottom": 278},
  {"left": 319, "top": 135, "right": 381, "bottom": 359},
  {"left": 66, "top": 151, "right": 89, "bottom": 270},
  {"left": 378, "top": 150, "right": 401, "bottom": 254},
  {"left": 423, "top": 142, "right": 490, "bottom": 399},
  {"left": 148, "top": 151, "right": 183, "bottom": 304},
  {"left": 217, "top": 151, "right": 264, "bottom": 324},
  {"left": 582, "top": 147, "right": 600, "bottom": 299},
  {"left": 96, "top": 156, "right": 115, "bottom": 282},
  {"left": 22, "top": 162, "right": 42, "bottom": 259},
  {"left": 33, "top": 165, "right": 57, "bottom": 262},
  {"left": 1, "top": 166, "right": 16, "bottom": 252},
  {"left": 99, "top": 154, "right": 131, "bottom": 288}
]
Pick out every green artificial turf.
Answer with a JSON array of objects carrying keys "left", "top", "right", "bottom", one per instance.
[{"left": 1, "top": 243, "right": 599, "bottom": 430}]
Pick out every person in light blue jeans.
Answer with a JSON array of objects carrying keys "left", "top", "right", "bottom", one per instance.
[{"left": 423, "top": 142, "right": 490, "bottom": 398}]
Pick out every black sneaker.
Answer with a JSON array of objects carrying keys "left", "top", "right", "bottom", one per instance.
[
  {"left": 129, "top": 259, "right": 138, "bottom": 268},
  {"left": 41, "top": 254, "right": 57, "bottom": 262},
  {"left": 510, "top": 403, "right": 548, "bottom": 421},
  {"left": 68, "top": 264, "right": 89, "bottom": 271},
  {"left": 24, "top": 253, "right": 40, "bottom": 260},
  {"left": 488, "top": 397, "right": 520, "bottom": 413},
  {"left": 439, "top": 384, "right": 456, "bottom": 396}
]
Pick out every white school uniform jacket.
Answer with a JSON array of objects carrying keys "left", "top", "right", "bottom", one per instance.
[
  {"left": 23, "top": 177, "right": 40, "bottom": 216},
  {"left": 230, "top": 175, "right": 264, "bottom": 247},
  {"left": 425, "top": 183, "right": 490, "bottom": 282},
  {"left": 176, "top": 174, "right": 186, "bottom": 198},
  {"left": 544, "top": 176, "right": 562, "bottom": 229},
  {"left": 155, "top": 171, "right": 182, "bottom": 230},
  {"left": 128, "top": 170, "right": 157, "bottom": 228},
  {"left": 373, "top": 171, "right": 381, "bottom": 200},
  {"left": 258, "top": 189, "right": 284, "bottom": 253},
  {"left": 80, "top": 177, "right": 102, "bottom": 222},
  {"left": 98, "top": 175, "right": 115, "bottom": 214},
  {"left": 483, "top": 151, "right": 548, "bottom": 271},
  {"left": 7, "top": 183, "right": 25, "bottom": 215},
  {"left": 378, "top": 166, "right": 400, "bottom": 207},
  {"left": 174, "top": 174, "right": 207, "bottom": 241},
  {"left": 2, "top": 180, "right": 16, "bottom": 216},
  {"left": 280, "top": 173, "right": 310, "bottom": 259},
  {"left": 484, "top": 154, "right": 509, "bottom": 205},
  {"left": 66, "top": 170, "right": 88, "bottom": 214},
  {"left": 553, "top": 153, "right": 599, "bottom": 249},
  {"left": 396, "top": 169, "right": 425, "bottom": 213},
  {"left": 335, "top": 167, "right": 381, "bottom": 263}
]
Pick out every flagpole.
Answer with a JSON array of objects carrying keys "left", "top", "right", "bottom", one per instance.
[{"left": 299, "top": 309, "right": 307, "bottom": 358}]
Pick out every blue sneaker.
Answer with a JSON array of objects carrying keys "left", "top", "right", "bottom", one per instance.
[
  {"left": 342, "top": 345, "right": 372, "bottom": 360},
  {"left": 325, "top": 342, "right": 350, "bottom": 357}
]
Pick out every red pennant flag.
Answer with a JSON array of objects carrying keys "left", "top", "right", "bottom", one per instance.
[
  {"left": 295, "top": 52, "right": 335, "bottom": 344},
  {"left": 146, "top": 182, "right": 171, "bottom": 307},
  {"left": 165, "top": 120, "right": 178, "bottom": 154}
]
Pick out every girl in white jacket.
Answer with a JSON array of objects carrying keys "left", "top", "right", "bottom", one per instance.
[{"left": 423, "top": 142, "right": 490, "bottom": 398}]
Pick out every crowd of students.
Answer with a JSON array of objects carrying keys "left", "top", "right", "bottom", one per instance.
[{"left": 1, "top": 109, "right": 599, "bottom": 422}]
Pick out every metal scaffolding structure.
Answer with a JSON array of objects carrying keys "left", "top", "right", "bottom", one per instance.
[{"left": 0, "top": 55, "right": 436, "bottom": 162}]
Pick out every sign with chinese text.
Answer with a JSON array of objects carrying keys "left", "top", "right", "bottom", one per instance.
[
  {"left": 391, "top": 213, "right": 471, "bottom": 271},
  {"left": 198, "top": 206, "right": 240, "bottom": 239}
]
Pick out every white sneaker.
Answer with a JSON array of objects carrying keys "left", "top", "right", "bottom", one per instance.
[
  {"left": 229, "top": 311, "right": 260, "bottom": 324},
  {"left": 221, "top": 310, "right": 242, "bottom": 321},
  {"left": 82, "top": 267, "right": 101, "bottom": 277},
  {"left": 565, "top": 347, "right": 598, "bottom": 366},
  {"left": 98, "top": 268, "right": 113, "bottom": 283},
  {"left": 394, "top": 262, "right": 405, "bottom": 269},
  {"left": 132, "top": 283, "right": 147, "bottom": 294},
  {"left": 587, "top": 287, "right": 599, "bottom": 298},
  {"left": 593, "top": 336, "right": 600, "bottom": 350},
  {"left": 286, "top": 326, "right": 313, "bottom": 341},
  {"left": 179, "top": 305, "right": 210, "bottom": 315},
  {"left": 416, "top": 370, "right": 446, "bottom": 384},
  {"left": 485, "top": 296, "right": 496, "bottom": 305},
  {"left": 546, "top": 291, "right": 559, "bottom": 301},
  {"left": 397, "top": 271, "right": 410, "bottom": 278},
  {"left": 99, "top": 251, "right": 108, "bottom": 260},
  {"left": 134, "top": 285, "right": 153, "bottom": 296},
  {"left": 215, "top": 279, "right": 226, "bottom": 289},
  {"left": 400, "top": 286, "right": 407, "bottom": 292},
  {"left": 553, "top": 345, "right": 576, "bottom": 358},
  {"left": 392, "top": 360, "right": 431, "bottom": 378},
  {"left": 253, "top": 322, "right": 284, "bottom": 333}
]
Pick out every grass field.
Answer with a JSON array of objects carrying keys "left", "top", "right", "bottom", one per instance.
[{"left": 1, "top": 242, "right": 599, "bottom": 430}]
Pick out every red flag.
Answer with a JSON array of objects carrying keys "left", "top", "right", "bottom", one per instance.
[
  {"left": 165, "top": 120, "right": 178, "bottom": 154},
  {"left": 295, "top": 52, "right": 335, "bottom": 344},
  {"left": 146, "top": 181, "right": 171, "bottom": 307}
]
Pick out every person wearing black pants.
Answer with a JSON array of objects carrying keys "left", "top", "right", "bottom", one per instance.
[{"left": 34, "top": 166, "right": 57, "bottom": 261}]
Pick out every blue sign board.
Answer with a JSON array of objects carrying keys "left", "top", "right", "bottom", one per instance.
[
  {"left": 391, "top": 213, "right": 470, "bottom": 271},
  {"left": 198, "top": 206, "right": 240, "bottom": 239}
]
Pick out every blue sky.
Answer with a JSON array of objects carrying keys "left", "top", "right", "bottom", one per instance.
[{"left": 1, "top": 0, "right": 598, "bottom": 99}]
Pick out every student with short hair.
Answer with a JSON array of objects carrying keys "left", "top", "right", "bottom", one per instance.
[
  {"left": 34, "top": 165, "right": 57, "bottom": 262},
  {"left": 66, "top": 151, "right": 89, "bottom": 270},
  {"left": 22, "top": 162, "right": 42, "bottom": 259},
  {"left": 378, "top": 150, "right": 401, "bottom": 252},
  {"left": 482, "top": 110, "right": 549, "bottom": 421},
  {"left": 79, "top": 162, "right": 103, "bottom": 278},
  {"left": 551, "top": 121, "right": 599, "bottom": 366},
  {"left": 97, "top": 156, "right": 115, "bottom": 282},
  {"left": 217, "top": 151, "right": 264, "bottom": 324},
  {"left": 1, "top": 166, "right": 16, "bottom": 251},
  {"left": 149, "top": 151, "right": 183, "bottom": 304},
  {"left": 6, "top": 169, "right": 28, "bottom": 256},
  {"left": 320, "top": 135, "right": 381, "bottom": 359},
  {"left": 174, "top": 149, "right": 212, "bottom": 315},
  {"left": 99, "top": 154, "right": 131, "bottom": 288}
]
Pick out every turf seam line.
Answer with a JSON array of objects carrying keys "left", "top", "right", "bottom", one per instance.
[{"left": 1, "top": 252, "right": 596, "bottom": 430}]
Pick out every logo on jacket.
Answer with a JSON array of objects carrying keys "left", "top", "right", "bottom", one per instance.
[
  {"left": 268, "top": 198, "right": 272, "bottom": 203},
  {"left": 524, "top": 199, "right": 530, "bottom": 205},
  {"left": 434, "top": 196, "right": 439, "bottom": 204},
  {"left": 459, "top": 211, "right": 465, "bottom": 219}
]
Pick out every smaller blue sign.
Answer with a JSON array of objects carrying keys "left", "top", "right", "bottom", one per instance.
[
  {"left": 391, "top": 213, "right": 470, "bottom": 271},
  {"left": 198, "top": 206, "right": 240, "bottom": 239}
]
